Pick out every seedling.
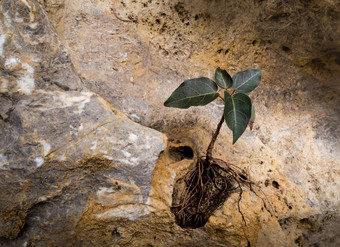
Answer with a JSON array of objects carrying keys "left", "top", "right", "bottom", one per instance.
[{"left": 164, "top": 67, "right": 263, "bottom": 228}]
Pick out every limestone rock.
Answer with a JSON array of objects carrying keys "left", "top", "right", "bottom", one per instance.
[
  {"left": 43, "top": 0, "right": 339, "bottom": 245},
  {"left": 0, "top": 0, "right": 165, "bottom": 243},
  {"left": 0, "top": 0, "right": 82, "bottom": 96},
  {"left": 1, "top": 0, "right": 340, "bottom": 246},
  {"left": 0, "top": 89, "right": 166, "bottom": 242}
]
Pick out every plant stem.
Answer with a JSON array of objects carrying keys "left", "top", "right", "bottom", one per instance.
[{"left": 206, "top": 113, "right": 225, "bottom": 161}]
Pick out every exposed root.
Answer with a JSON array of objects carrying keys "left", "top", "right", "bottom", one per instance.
[
  {"left": 171, "top": 156, "right": 254, "bottom": 228},
  {"left": 171, "top": 112, "right": 273, "bottom": 245}
]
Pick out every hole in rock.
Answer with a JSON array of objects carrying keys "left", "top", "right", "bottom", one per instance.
[
  {"left": 272, "top": 180, "right": 280, "bottom": 189},
  {"left": 282, "top": 46, "right": 291, "bottom": 52},
  {"left": 265, "top": 179, "right": 270, "bottom": 187},
  {"left": 295, "top": 236, "right": 303, "bottom": 246},
  {"left": 169, "top": 146, "right": 194, "bottom": 161},
  {"left": 299, "top": 218, "right": 311, "bottom": 224},
  {"left": 111, "top": 228, "right": 121, "bottom": 239}
]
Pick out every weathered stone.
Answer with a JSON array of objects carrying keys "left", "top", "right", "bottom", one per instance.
[
  {"left": 0, "top": 89, "right": 166, "bottom": 240},
  {"left": 1, "top": 0, "right": 340, "bottom": 246},
  {"left": 0, "top": 0, "right": 82, "bottom": 95},
  {"left": 0, "top": 0, "right": 166, "bottom": 243}
]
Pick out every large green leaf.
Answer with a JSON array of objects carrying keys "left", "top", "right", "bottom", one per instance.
[
  {"left": 164, "top": 77, "right": 219, "bottom": 109},
  {"left": 215, "top": 67, "right": 232, "bottom": 89},
  {"left": 232, "top": 69, "right": 263, "bottom": 93},
  {"left": 224, "top": 92, "right": 252, "bottom": 144}
]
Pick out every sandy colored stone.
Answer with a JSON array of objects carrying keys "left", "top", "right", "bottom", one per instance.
[
  {"left": 0, "top": 0, "right": 166, "bottom": 243},
  {"left": 44, "top": 0, "right": 339, "bottom": 245},
  {"left": 1, "top": 0, "right": 340, "bottom": 246}
]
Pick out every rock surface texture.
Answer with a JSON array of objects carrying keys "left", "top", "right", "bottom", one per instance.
[{"left": 1, "top": 0, "right": 339, "bottom": 246}]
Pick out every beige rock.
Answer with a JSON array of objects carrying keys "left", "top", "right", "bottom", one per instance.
[
  {"left": 1, "top": 0, "right": 339, "bottom": 246},
  {"left": 0, "top": 0, "right": 166, "bottom": 244}
]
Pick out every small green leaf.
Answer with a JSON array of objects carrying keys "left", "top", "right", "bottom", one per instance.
[
  {"left": 215, "top": 67, "right": 232, "bottom": 89},
  {"left": 164, "top": 77, "right": 219, "bottom": 109},
  {"left": 232, "top": 69, "right": 263, "bottom": 93},
  {"left": 224, "top": 92, "right": 252, "bottom": 144}
]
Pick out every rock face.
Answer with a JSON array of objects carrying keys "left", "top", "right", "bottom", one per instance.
[
  {"left": 1, "top": 0, "right": 340, "bottom": 246},
  {"left": 0, "top": 0, "right": 165, "bottom": 245}
]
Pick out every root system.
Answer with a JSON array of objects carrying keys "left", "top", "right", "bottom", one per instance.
[
  {"left": 171, "top": 156, "right": 253, "bottom": 228},
  {"left": 171, "top": 114, "right": 264, "bottom": 229}
]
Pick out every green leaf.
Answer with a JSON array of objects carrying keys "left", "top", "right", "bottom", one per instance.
[
  {"left": 164, "top": 77, "right": 219, "bottom": 109},
  {"left": 215, "top": 67, "right": 232, "bottom": 89},
  {"left": 224, "top": 92, "right": 252, "bottom": 144},
  {"left": 232, "top": 69, "right": 263, "bottom": 93}
]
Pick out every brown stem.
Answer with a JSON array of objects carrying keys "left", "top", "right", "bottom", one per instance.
[{"left": 206, "top": 113, "right": 225, "bottom": 161}]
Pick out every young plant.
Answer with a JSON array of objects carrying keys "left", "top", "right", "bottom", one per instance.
[
  {"left": 164, "top": 67, "right": 262, "bottom": 146},
  {"left": 164, "top": 67, "right": 263, "bottom": 228}
]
